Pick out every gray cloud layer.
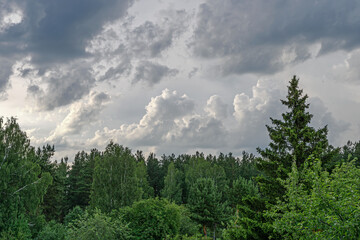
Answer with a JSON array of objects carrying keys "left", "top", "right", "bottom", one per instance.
[
  {"left": 133, "top": 61, "right": 179, "bottom": 85},
  {"left": 1, "top": 0, "right": 133, "bottom": 64},
  {"left": 192, "top": 0, "right": 360, "bottom": 75},
  {"left": 0, "top": 0, "right": 133, "bottom": 104}
]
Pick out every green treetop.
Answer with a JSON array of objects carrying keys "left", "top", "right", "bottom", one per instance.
[
  {"left": 90, "top": 142, "right": 141, "bottom": 212},
  {"left": 256, "top": 76, "right": 337, "bottom": 203}
]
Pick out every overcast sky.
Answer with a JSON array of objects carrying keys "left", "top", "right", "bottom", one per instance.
[{"left": 1, "top": 0, "right": 360, "bottom": 160}]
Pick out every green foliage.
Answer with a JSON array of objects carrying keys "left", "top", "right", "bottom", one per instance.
[
  {"left": 135, "top": 157, "right": 153, "bottom": 199},
  {"left": 188, "top": 178, "right": 229, "bottom": 237},
  {"left": 67, "top": 209, "right": 130, "bottom": 240},
  {"left": 64, "top": 206, "right": 84, "bottom": 226},
  {"left": 67, "top": 150, "right": 99, "bottom": 211},
  {"left": 41, "top": 156, "right": 68, "bottom": 222},
  {"left": 121, "top": 198, "right": 181, "bottom": 240},
  {"left": 256, "top": 76, "right": 337, "bottom": 203},
  {"left": 223, "top": 195, "right": 267, "bottom": 240},
  {"left": 177, "top": 205, "right": 200, "bottom": 237},
  {"left": 146, "top": 153, "right": 163, "bottom": 197},
  {"left": 0, "top": 214, "right": 32, "bottom": 240},
  {"left": 90, "top": 142, "right": 141, "bottom": 212},
  {"left": 223, "top": 178, "right": 265, "bottom": 240},
  {"left": 184, "top": 154, "right": 227, "bottom": 203},
  {"left": 238, "top": 151, "right": 259, "bottom": 181},
  {"left": 227, "top": 176, "right": 260, "bottom": 209},
  {"left": 0, "top": 117, "right": 52, "bottom": 236},
  {"left": 268, "top": 158, "right": 360, "bottom": 239},
  {"left": 162, "top": 162, "right": 183, "bottom": 204},
  {"left": 36, "top": 220, "right": 67, "bottom": 240},
  {"left": 215, "top": 152, "right": 259, "bottom": 184},
  {"left": 328, "top": 141, "right": 360, "bottom": 169}
]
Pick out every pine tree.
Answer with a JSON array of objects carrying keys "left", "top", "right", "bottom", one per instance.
[
  {"left": 188, "top": 178, "right": 228, "bottom": 238},
  {"left": 256, "top": 75, "right": 337, "bottom": 203},
  {"left": 41, "top": 157, "right": 68, "bottom": 222},
  {"left": 146, "top": 153, "right": 162, "bottom": 197}
]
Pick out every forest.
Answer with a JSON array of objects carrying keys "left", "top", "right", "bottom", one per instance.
[{"left": 1, "top": 76, "right": 360, "bottom": 240}]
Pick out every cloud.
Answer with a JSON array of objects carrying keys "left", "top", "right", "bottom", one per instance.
[
  {"left": 0, "top": 0, "right": 133, "bottom": 105},
  {"left": 0, "top": 58, "right": 13, "bottom": 99},
  {"left": 231, "top": 78, "right": 350, "bottom": 149},
  {"left": 309, "top": 97, "right": 350, "bottom": 146},
  {"left": 205, "top": 95, "right": 228, "bottom": 119},
  {"left": 27, "top": 63, "right": 95, "bottom": 110},
  {"left": 133, "top": 61, "right": 178, "bottom": 85},
  {"left": 333, "top": 49, "right": 360, "bottom": 84},
  {"left": 232, "top": 79, "right": 284, "bottom": 148},
  {"left": 48, "top": 91, "right": 110, "bottom": 142},
  {"left": 127, "top": 9, "right": 189, "bottom": 58},
  {"left": 20, "top": 0, "right": 133, "bottom": 64},
  {"left": 87, "top": 89, "right": 228, "bottom": 150},
  {"left": 89, "top": 9, "right": 189, "bottom": 84},
  {"left": 191, "top": 0, "right": 360, "bottom": 75}
]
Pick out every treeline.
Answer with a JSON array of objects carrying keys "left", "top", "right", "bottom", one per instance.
[{"left": 1, "top": 76, "right": 360, "bottom": 239}]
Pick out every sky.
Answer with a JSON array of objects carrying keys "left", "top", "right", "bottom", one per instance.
[{"left": 0, "top": 0, "right": 360, "bottom": 160}]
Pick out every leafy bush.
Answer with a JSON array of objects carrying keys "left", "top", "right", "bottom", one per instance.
[
  {"left": 36, "top": 220, "right": 67, "bottom": 240},
  {"left": 268, "top": 158, "right": 360, "bottom": 239},
  {"left": 122, "top": 198, "right": 181, "bottom": 240},
  {"left": 67, "top": 209, "right": 130, "bottom": 240}
]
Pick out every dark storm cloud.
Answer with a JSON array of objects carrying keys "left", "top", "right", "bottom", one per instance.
[
  {"left": 27, "top": 65, "right": 95, "bottom": 111},
  {"left": 0, "top": 0, "right": 133, "bottom": 105},
  {"left": 0, "top": 0, "right": 133, "bottom": 64},
  {"left": 133, "top": 61, "right": 179, "bottom": 86},
  {"left": 192, "top": 0, "right": 360, "bottom": 75},
  {"left": 0, "top": 58, "right": 13, "bottom": 95},
  {"left": 128, "top": 10, "right": 188, "bottom": 58}
]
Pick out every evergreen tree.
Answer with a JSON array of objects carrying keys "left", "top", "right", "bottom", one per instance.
[
  {"left": 67, "top": 149, "right": 99, "bottom": 212},
  {"left": 146, "top": 153, "right": 162, "bottom": 197},
  {"left": 41, "top": 157, "right": 68, "bottom": 222},
  {"left": 215, "top": 153, "right": 240, "bottom": 184},
  {"left": 184, "top": 154, "right": 227, "bottom": 203},
  {"left": 256, "top": 76, "right": 337, "bottom": 202},
  {"left": 227, "top": 177, "right": 260, "bottom": 210},
  {"left": 238, "top": 151, "right": 259, "bottom": 181},
  {"left": 188, "top": 178, "right": 228, "bottom": 238}
]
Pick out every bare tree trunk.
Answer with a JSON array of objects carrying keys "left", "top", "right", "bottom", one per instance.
[{"left": 203, "top": 224, "right": 207, "bottom": 237}]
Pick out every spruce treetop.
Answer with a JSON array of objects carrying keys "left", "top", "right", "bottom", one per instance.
[{"left": 256, "top": 76, "right": 337, "bottom": 202}]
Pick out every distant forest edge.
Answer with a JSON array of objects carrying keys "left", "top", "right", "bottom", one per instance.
[{"left": 1, "top": 76, "right": 360, "bottom": 239}]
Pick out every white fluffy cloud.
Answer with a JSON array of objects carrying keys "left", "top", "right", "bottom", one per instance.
[
  {"left": 48, "top": 91, "right": 110, "bottom": 143},
  {"left": 87, "top": 89, "right": 228, "bottom": 151},
  {"left": 205, "top": 95, "right": 228, "bottom": 119}
]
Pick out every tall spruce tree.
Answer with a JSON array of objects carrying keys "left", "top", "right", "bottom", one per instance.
[{"left": 256, "top": 76, "right": 337, "bottom": 203}]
